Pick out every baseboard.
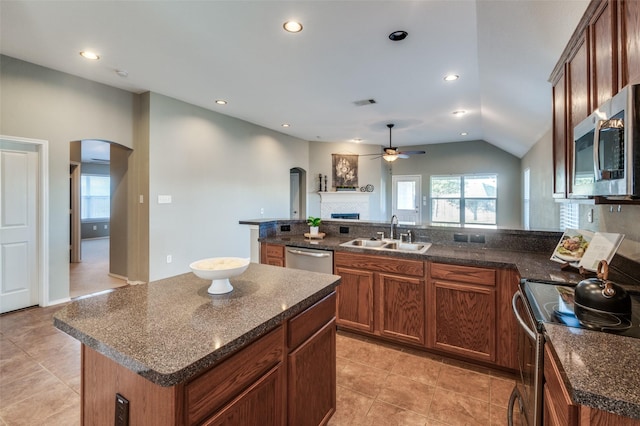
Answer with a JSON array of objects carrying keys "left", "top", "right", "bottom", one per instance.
[
  {"left": 108, "top": 272, "right": 128, "bottom": 281},
  {"left": 46, "top": 297, "right": 71, "bottom": 306},
  {"left": 127, "top": 280, "right": 147, "bottom": 285}
]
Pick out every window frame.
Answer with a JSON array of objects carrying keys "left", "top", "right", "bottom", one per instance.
[
  {"left": 430, "top": 174, "right": 498, "bottom": 227},
  {"left": 80, "top": 173, "right": 111, "bottom": 221}
]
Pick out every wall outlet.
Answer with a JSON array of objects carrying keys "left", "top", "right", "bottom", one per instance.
[
  {"left": 104, "top": 224, "right": 108, "bottom": 229},
  {"left": 470, "top": 234, "right": 485, "bottom": 244},
  {"left": 454, "top": 233, "right": 468, "bottom": 242},
  {"left": 587, "top": 208, "right": 593, "bottom": 223},
  {"left": 92, "top": 225, "right": 97, "bottom": 230},
  {"left": 166, "top": 255, "right": 172, "bottom": 263},
  {"left": 340, "top": 226, "right": 350, "bottom": 234},
  {"left": 115, "top": 393, "right": 129, "bottom": 426},
  {"left": 280, "top": 225, "right": 291, "bottom": 232},
  {"left": 260, "top": 207, "right": 264, "bottom": 215}
]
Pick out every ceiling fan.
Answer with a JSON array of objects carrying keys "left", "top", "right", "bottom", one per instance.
[{"left": 365, "top": 124, "right": 426, "bottom": 162}]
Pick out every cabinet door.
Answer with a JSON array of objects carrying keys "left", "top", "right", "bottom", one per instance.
[
  {"left": 288, "top": 321, "right": 336, "bottom": 426},
  {"left": 202, "top": 365, "right": 284, "bottom": 426},
  {"left": 591, "top": 0, "right": 617, "bottom": 110},
  {"left": 567, "top": 33, "right": 590, "bottom": 197},
  {"left": 335, "top": 267, "right": 374, "bottom": 333},
  {"left": 428, "top": 280, "right": 496, "bottom": 363},
  {"left": 543, "top": 344, "right": 578, "bottom": 426},
  {"left": 620, "top": 0, "right": 640, "bottom": 86},
  {"left": 553, "top": 69, "right": 568, "bottom": 198},
  {"left": 378, "top": 273, "right": 425, "bottom": 346}
]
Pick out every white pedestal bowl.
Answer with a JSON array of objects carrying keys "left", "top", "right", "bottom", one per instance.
[{"left": 189, "top": 257, "right": 250, "bottom": 294}]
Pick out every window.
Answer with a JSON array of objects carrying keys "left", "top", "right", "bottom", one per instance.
[
  {"left": 430, "top": 174, "right": 497, "bottom": 226},
  {"left": 81, "top": 174, "right": 110, "bottom": 220}
]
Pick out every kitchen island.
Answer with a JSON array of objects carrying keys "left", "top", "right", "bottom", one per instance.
[{"left": 54, "top": 263, "right": 340, "bottom": 425}]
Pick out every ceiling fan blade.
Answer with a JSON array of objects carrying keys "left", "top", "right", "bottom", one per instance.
[
  {"left": 397, "top": 154, "right": 410, "bottom": 159},
  {"left": 398, "top": 150, "right": 426, "bottom": 155}
]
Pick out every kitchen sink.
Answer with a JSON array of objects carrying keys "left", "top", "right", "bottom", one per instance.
[{"left": 339, "top": 238, "right": 431, "bottom": 254}]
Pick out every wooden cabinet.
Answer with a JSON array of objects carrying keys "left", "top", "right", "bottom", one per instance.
[
  {"left": 619, "top": 0, "right": 640, "bottom": 86},
  {"left": 427, "top": 262, "right": 497, "bottom": 363},
  {"left": 81, "top": 293, "right": 337, "bottom": 426},
  {"left": 543, "top": 343, "right": 578, "bottom": 426},
  {"left": 262, "top": 242, "right": 285, "bottom": 267},
  {"left": 334, "top": 266, "right": 374, "bottom": 333},
  {"left": 553, "top": 68, "right": 569, "bottom": 198},
  {"left": 590, "top": 0, "right": 617, "bottom": 110},
  {"left": 334, "top": 251, "right": 426, "bottom": 346},
  {"left": 549, "top": 0, "right": 634, "bottom": 199},
  {"left": 287, "top": 293, "right": 336, "bottom": 426}
]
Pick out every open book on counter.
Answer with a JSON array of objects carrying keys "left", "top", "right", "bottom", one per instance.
[{"left": 550, "top": 229, "right": 624, "bottom": 272}]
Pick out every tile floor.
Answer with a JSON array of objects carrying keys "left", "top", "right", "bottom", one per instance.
[
  {"left": 69, "top": 238, "right": 128, "bottom": 298},
  {"left": 1, "top": 300, "right": 518, "bottom": 425}
]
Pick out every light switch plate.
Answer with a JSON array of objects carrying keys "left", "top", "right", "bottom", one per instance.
[{"left": 158, "top": 195, "right": 172, "bottom": 204}]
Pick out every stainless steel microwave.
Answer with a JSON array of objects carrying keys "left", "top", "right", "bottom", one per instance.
[{"left": 571, "top": 83, "right": 640, "bottom": 199}]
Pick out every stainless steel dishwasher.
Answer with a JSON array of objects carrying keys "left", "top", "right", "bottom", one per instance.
[{"left": 285, "top": 247, "right": 333, "bottom": 274}]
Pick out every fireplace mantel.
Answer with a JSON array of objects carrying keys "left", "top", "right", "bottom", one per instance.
[{"left": 318, "top": 191, "right": 370, "bottom": 220}]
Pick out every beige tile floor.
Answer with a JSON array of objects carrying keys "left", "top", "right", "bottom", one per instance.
[
  {"left": 69, "top": 238, "right": 128, "bottom": 299},
  {"left": 1, "top": 299, "right": 518, "bottom": 426}
]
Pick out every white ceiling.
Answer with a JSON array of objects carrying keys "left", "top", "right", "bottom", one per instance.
[{"left": 0, "top": 0, "right": 589, "bottom": 158}]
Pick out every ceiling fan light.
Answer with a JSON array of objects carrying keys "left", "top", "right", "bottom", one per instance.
[
  {"left": 283, "top": 21, "right": 303, "bottom": 33},
  {"left": 383, "top": 154, "right": 398, "bottom": 162}
]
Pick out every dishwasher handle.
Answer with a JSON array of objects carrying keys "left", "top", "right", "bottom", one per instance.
[
  {"left": 286, "top": 248, "right": 332, "bottom": 258},
  {"left": 512, "top": 290, "right": 536, "bottom": 341}
]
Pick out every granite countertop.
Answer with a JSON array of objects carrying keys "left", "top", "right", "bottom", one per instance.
[
  {"left": 54, "top": 263, "right": 340, "bottom": 387},
  {"left": 545, "top": 324, "right": 640, "bottom": 419},
  {"left": 262, "top": 235, "right": 585, "bottom": 283}
]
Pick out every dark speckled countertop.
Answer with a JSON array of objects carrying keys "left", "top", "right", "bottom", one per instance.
[
  {"left": 545, "top": 324, "right": 640, "bottom": 419},
  {"left": 54, "top": 263, "right": 340, "bottom": 387}
]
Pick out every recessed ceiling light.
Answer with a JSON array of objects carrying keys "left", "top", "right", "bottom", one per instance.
[
  {"left": 79, "top": 51, "right": 100, "bottom": 60},
  {"left": 452, "top": 110, "right": 467, "bottom": 117},
  {"left": 389, "top": 30, "right": 408, "bottom": 41},
  {"left": 281, "top": 123, "right": 291, "bottom": 128},
  {"left": 283, "top": 21, "right": 303, "bottom": 33},
  {"left": 215, "top": 99, "right": 227, "bottom": 105},
  {"left": 444, "top": 74, "right": 459, "bottom": 81},
  {"left": 461, "top": 132, "right": 468, "bottom": 136}
]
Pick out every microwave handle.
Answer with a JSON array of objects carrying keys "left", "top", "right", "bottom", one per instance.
[
  {"left": 593, "top": 119, "right": 603, "bottom": 181},
  {"left": 512, "top": 291, "right": 536, "bottom": 341}
]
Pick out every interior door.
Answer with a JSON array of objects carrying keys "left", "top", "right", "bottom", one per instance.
[
  {"left": 0, "top": 143, "right": 39, "bottom": 313},
  {"left": 392, "top": 175, "right": 421, "bottom": 224}
]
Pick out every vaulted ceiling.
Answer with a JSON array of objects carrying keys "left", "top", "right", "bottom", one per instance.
[{"left": 0, "top": 1, "right": 589, "bottom": 158}]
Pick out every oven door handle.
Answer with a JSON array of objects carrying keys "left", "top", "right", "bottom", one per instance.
[{"left": 512, "top": 290, "right": 536, "bottom": 341}]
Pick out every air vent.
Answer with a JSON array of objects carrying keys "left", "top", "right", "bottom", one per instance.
[{"left": 353, "top": 99, "right": 377, "bottom": 106}]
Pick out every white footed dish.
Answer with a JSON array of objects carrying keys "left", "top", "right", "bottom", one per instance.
[{"left": 189, "top": 257, "right": 250, "bottom": 294}]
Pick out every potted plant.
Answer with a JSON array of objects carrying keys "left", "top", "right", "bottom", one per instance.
[{"left": 307, "top": 216, "right": 321, "bottom": 235}]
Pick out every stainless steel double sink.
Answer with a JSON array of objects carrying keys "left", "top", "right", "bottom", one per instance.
[{"left": 339, "top": 238, "right": 431, "bottom": 254}]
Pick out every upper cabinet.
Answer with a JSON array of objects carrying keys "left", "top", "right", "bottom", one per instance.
[
  {"left": 550, "top": 0, "right": 639, "bottom": 199},
  {"left": 620, "top": 0, "right": 640, "bottom": 86}
]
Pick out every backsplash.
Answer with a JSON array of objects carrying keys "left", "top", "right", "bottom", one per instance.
[{"left": 578, "top": 204, "right": 640, "bottom": 264}]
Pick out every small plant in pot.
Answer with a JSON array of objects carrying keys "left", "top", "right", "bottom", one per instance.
[{"left": 307, "top": 216, "right": 321, "bottom": 235}]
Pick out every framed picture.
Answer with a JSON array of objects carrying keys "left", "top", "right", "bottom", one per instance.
[{"left": 332, "top": 154, "right": 358, "bottom": 188}]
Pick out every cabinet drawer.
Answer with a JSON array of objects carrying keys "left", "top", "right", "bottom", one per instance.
[
  {"left": 544, "top": 344, "right": 578, "bottom": 426},
  {"left": 430, "top": 262, "right": 495, "bottom": 286},
  {"left": 185, "top": 326, "right": 284, "bottom": 425},
  {"left": 265, "top": 244, "right": 284, "bottom": 259},
  {"left": 288, "top": 292, "right": 336, "bottom": 350},
  {"left": 334, "top": 252, "right": 424, "bottom": 277}
]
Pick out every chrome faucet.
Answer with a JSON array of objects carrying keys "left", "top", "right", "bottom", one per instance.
[{"left": 390, "top": 215, "right": 398, "bottom": 240}]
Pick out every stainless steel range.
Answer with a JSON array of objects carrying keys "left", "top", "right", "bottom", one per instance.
[{"left": 508, "top": 278, "right": 640, "bottom": 425}]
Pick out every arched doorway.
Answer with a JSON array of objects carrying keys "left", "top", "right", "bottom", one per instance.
[
  {"left": 290, "top": 167, "right": 307, "bottom": 220},
  {"left": 69, "top": 139, "right": 131, "bottom": 298}
]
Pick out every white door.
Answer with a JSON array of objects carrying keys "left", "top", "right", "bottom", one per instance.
[
  {"left": 0, "top": 143, "right": 39, "bottom": 313},
  {"left": 392, "top": 175, "right": 422, "bottom": 224},
  {"left": 290, "top": 171, "right": 300, "bottom": 219}
]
